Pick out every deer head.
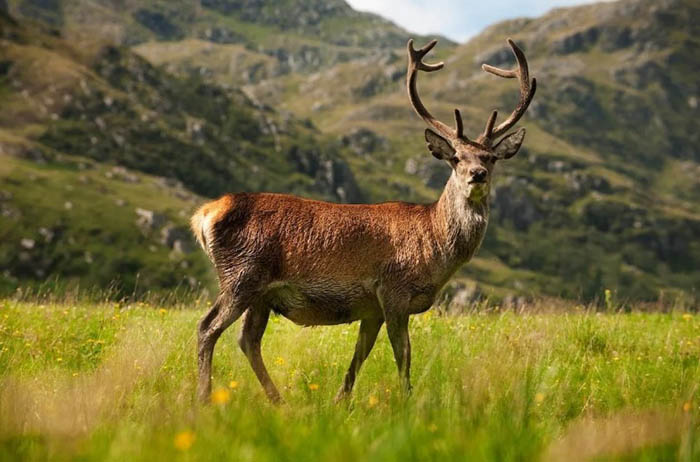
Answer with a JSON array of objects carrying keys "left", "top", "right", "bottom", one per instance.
[{"left": 407, "top": 38, "right": 536, "bottom": 200}]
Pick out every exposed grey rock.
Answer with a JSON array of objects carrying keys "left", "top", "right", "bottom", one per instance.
[
  {"left": 443, "top": 280, "right": 484, "bottom": 312},
  {"left": 287, "top": 147, "right": 364, "bottom": 203},
  {"left": 547, "top": 160, "right": 571, "bottom": 173},
  {"left": 404, "top": 157, "right": 450, "bottom": 190},
  {"left": 565, "top": 171, "right": 612, "bottom": 194},
  {"left": 451, "top": 287, "right": 481, "bottom": 309},
  {"left": 200, "top": 27, "right": 246, "bottom": 44},
  {"left": 404, "top": 158, "right": 418, "bottom": 175},
  {"left": 340, "top": 128, "right": 389, "bottom": 157},
  {"left": 2, "top": 204, "right": 20, "bottom": 219},
  {"left": 38, "top": 227, "right": 54, "bottom": 243},
  {"left": 160, "top": 225, "right": 192, "bottom": 253},
  {"left": 154, "top": 177, "right": 183, "bottom": 190},
  {"left": 106, "top": 166, "right": 140, "bottom": 183},
  {"left": 172, "top": 239, "right": 192, "bottom": 254},
  {"left": 135, "top": 208, "right": 166, "bottom": 232}
]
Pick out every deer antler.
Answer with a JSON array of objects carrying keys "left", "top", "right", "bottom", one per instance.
[
  {"left": 407, "top": 38, "right": 535, "bottom": 149},
  {"left": 481, "top": 38, "right": 537, "bottom": 141},
  {"left": 406, "top": 39, "right": 481, "bottom": 147}
]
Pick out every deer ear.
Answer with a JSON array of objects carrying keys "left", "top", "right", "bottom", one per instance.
[
  {"left": 493, "top": 128, "right": 526, "bottom": 160},
  {"left": 425, "top": 128, "right": 455, "bottom": 161}
]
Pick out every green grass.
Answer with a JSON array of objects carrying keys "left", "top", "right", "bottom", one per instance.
[
  {"left": 0, "top": 154, "right": 215, "bottom": 296},
  {"left": 1, "top": 300, "right": 698, "bottom": 461}
]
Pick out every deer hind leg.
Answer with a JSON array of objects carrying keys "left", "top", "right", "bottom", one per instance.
[
  {"left": 197, "top": 292, "right": 247, "bottom": 403},
  {"left": 335, "top": 317, "right": 384, "bottom": 402},
  {"left": 238, "top": 306, "right": 282, "bottom": 404}
]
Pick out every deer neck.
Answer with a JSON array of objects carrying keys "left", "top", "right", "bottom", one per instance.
[{"left": 432, "top": 172, "right": 490, "bottom": 267}]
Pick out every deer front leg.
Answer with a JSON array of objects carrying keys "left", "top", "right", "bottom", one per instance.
[
  {"left": 238, "top": 307, "right": 283, "bottom": 404},
  {"left": 335, "top": 317, "right": 384, "bottom": 402},
  {"left": 385, "top": 312, "right": 412, "bottom": 395}
]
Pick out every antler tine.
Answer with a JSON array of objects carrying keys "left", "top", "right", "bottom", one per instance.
[
  {"left": 407, "top": 39, "right": 477, "bottom": 143},
  {"left": 481, "top": 38, "right": 537, "bottom": 140},
  {"left": 407, "top": 39, "right": 443, "bottom": 72},
  {"left": 454, "top": 109, "right": 464, "bottom": 139},
  {"left": 480, "top": 110, "right": 498, "bottom": 142}
]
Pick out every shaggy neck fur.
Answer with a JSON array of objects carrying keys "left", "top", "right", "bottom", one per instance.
[{"left": 431, "top": 172, "right": 490, "bottom": 273}]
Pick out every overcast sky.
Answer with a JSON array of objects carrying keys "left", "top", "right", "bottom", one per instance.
[{"left": 346, "top": 0, "right": 612, "bottom": 42}]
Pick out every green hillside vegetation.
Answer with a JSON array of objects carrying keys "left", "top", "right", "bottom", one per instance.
[
  {"left": 0, "top": 10, "right": 363, "bottom": 295},
  {"left": 0, "top": 155, "right": 213, "bottom": 295},
  {"left": 1, "top": 0, "right": 698, "bottom": 304},
  {"left": 0, "top": 301, "right": 698, "bottom": 460}
]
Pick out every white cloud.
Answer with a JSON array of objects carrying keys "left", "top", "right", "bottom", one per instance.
[{"left": 346, "top": 0, "right": 616, "bottom": 42}]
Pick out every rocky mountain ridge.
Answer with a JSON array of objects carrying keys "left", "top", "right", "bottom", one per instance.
[{"left": 1, "top": 0, "right": 698, "bottom": 304}]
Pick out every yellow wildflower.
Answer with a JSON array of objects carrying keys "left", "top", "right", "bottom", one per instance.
[
  {"left": 682, "top": 313, "right": 692, "bottom": 321},
  {"left": 308, "top": 383, "right": 319, "bottom": 391},
  {"left": 535, "top": 392, "right": 545, "bottom": 404},
  {"left": 159, "top": 308, "right": 167, "bottom": 315},
  {"left": 683, "top": 402, "right": 692, "bottom": 412},
  {"left": 368, "top": 395, "right": 379, "bottom": 407},
  {"left": 229, "top": 380, "right": 239, "bottom": 389},
  {"left": 211, "top": 388, "right": 231, "bottom": 405},
  {"left": 275, "top": 357, "right": 285, "bottom": 366},
  {"left": 56, "top": 357, "right": 63, "bottom": 362},
  {"left": 174, "top": 430, "right": 195, "bottom": 451}
]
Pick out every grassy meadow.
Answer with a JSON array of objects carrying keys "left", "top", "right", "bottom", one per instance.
[{"left": 0, "top": 299, "right": 699, "bottom": 461}]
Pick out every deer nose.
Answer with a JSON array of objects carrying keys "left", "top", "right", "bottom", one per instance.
[{"left": 470, "top": 167, "right": 488, "bottom": 183}]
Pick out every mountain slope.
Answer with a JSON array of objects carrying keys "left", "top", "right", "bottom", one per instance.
[
  {"left": 0, "top": 10, "right": 364, "bottom": 295},
  {"left": 2, "top": 0, "right": 698, "bottom": 304},
  {"left": 6, "top": 0, "right": 455, "bottom": 86}
]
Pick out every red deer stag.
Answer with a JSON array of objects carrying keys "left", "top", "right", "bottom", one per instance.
[{"left": 191, "top": 38, "right": 536, "bottom": 403}]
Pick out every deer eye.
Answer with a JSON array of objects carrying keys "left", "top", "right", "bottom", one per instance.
[{"left": 450, "top": 156, "right": 460, "bottom": 165}]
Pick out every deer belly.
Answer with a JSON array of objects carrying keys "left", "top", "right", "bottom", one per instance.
[{"left": 262, "top": 280, "right": 379, "bottom": 326}]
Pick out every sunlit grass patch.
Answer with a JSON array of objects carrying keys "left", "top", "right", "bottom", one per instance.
[{"left": 0, "top": 301, "right": 698, "bottom": 461}]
